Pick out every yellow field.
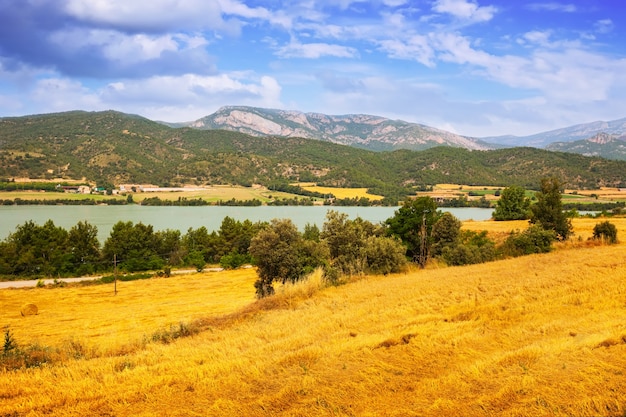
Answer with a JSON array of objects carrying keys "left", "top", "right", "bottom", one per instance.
[
  {"left": 2, "top": 218, "right": 626, "bottom": 416},
  {"left": 299, "top": 183, "right": 383, "bottom": 200},
  {"left": 0, "top": 186, "right": 304, "bottom": 203}
]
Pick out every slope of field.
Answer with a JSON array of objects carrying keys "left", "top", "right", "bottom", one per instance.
[{"left": 1, "top": 219, "right": 626, "bottom": 416}]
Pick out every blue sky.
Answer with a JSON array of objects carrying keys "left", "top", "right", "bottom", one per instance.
[{"left": 0, "top": 0, "right": 624, "bottom": 137}]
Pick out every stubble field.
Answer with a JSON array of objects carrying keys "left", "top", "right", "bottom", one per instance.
[{"left": 1, "top": 218, "right": 626, "bottom": 416}]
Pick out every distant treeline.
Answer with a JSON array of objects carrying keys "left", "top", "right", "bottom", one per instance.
[
  {"left": 267, "top": 181, "right": 330, "bottom": 199},
  {"left": 1, "top": 181, "right": 58, "bottom": 192},
  {"left": 1, "top": 198, "right": 127, "bottom": 206},
  {"left": 563, "top": 201, "right": 625, "bottom": 213}
]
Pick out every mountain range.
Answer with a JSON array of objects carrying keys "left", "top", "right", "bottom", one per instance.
[
  {"left": 169, "top": 106, "right": 626, "bottom": 159},
  {"left": 3, "top": 110, "right": 626, "bottom": 197}
]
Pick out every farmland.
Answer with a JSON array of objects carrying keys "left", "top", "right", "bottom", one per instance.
[{"left": 1, "top": 218, "right": 626, "bottom": 416}]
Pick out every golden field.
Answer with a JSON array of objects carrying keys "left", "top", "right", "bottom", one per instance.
[
  {"left": 1, "top": 218, "right": 626, "bottom": 416},
  {"left": 299, "top": 183, "right": 384, "bottom": 200},
  {"left": 0, "top": 185, "right": 300, "bottom": 204}
]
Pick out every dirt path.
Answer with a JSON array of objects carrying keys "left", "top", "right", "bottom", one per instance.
[
  {"left": 0, "top": 276, "right": 101, "bottom": 289},
  {"left": 0, "top": 268, "right": 223, "bottom": 289}
]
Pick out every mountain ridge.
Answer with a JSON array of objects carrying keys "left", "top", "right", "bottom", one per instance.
[
  {"left": 481, "top": 117, "right": 626, "bottom": 148},
  {"left": 2, "top": 110, "right": 626, "bottom": 197},
  {"left": 174, "top": 105, "right": 496, "bottom": 152},
  {"left": 170, "top": 106, "right": 626, "bottom": 158}
]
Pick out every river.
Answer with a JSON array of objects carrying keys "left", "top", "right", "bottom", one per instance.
[{"left": 0, "top": 205, "right": 494, "bottom": 242}]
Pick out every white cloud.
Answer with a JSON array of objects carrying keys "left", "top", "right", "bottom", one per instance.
[
  {"left": 50, "top": 30, "right": 180, "bottom": 62},
  {"left": 594, "top": 19, "right": 614, "bottom": 34},
  {"left": 64, "top": 0, "right": 226, "bottom": 31},
  {"left": 378, "top": 35, "right": 436, "bottom": 67},
  {"left": 432, "top": 0, "right": 496, "bottom": 23},
  {"left": 526, "top": 3, "right": 577, "bottom": 13},
  {"left": 433, "top": 32, "right": 626, "bottom": 102},
  {"left": 102, "top": 73, "right": 283, "bottom": 121},
  {"left": 276, "top": 41, "right": 358, "bottom": 59},
  {"left": 31, "top": 78, "right": 103, "bottom": 111}
]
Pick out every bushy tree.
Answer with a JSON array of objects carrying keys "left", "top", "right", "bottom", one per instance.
[
  {"left": 321, "top": 211, "right": 381, "bottom": 276},
  {"left": 181, "top": 226, "right": 219, "bottom": 265},
  {"left": 249, "top": 219, "right": 309, "bottom": 298},
  {"left": 5, "top": 220, "right": 71, "bottom": 276},
  {"left": 592, "top": 221, "right": 618, "bottom": 244},
  {"left": 154, "top": 229, "right": 183, "bottom": 266},
  {"left": 363, "top": 236, "right": 407, "bottom": 275},
  {"left": 385, "top": 197, "right": 441, "bottom": 267},
  {"left": 440, "top": 230, "right": 496, "bottom": 266},
  {"left": 493, "top": 185, "right": 531, "bottom": 221},
  {"left": 530, "top": 177, "right": 573, "bottom": 240},
  {"left": 501, "top": 225, "right": 555, "bottom": 257},
  {"left": 68, "top": 221, "right": 100, "bottom": 275},
  {"left": 217, "top": 217, "right": 266, "bottom": 259},
  {"left": 431, "top": 212, "right": 461, "bottom": 257},
  {"left": 102, "top": 221, "right": 164, "bottom": 272}
]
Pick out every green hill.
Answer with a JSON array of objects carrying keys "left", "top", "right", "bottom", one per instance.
[{"left": 1, "top": 111, "right": 626, "bottom": 198}]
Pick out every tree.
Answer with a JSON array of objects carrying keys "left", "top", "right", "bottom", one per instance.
[
  {"left": 6, "top": 220, "right": 71, "bottom": 276},
  {"left": 155, "top": 229, "right": 182, "bottom": 266},
  {"left": 493, "top": 185, "right": 531, "bottom": 221},
  {"left": 102, "top": 221, "right": 164, "bottom": 272},
  {"left": 385, "top": 197, "right": 441, "bottom": 267},
  {"left": 320, "top": 211, "right": 381, "bottom": 276},
  {"left": 249, "top": 219, "right": 307, "bottom": 298},
  {"left": 181, "top": 226, "right": 219, "bottom": 264},
  {"left": 530, "top": 177, "right": 573, "bottom": 240},
  {"left": 68, "top": 221, "right": 101, "bottom": 275},
  {"left": 363, "top": 236, "right": 407, "bottom": 275},
  {"left": 431, "top": 212, "right": 461, "bottom": 257}
]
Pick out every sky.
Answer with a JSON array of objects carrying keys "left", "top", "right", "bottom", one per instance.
[{"left": 0, "top": 0, "right": 624, "bottom": 137}]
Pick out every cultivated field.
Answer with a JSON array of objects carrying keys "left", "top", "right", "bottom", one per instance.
[
  {"left": 1, "top": 218, "right": 626, "bottom": 416},
  {"left": 0, "top": 185, "right": 307, "bottom": 204},
  {"left": 299, "top": 183, "right": 384, "bottom": 200}
]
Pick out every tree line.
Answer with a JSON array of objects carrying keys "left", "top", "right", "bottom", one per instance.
[{"left": 0, "top": 178, "right": 618, "bottom": 299}]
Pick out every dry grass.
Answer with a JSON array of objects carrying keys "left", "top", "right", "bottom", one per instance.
[
  {"left": 2, "top": 219, "right": 626, "bottom": 416},
  {"left": 0, "top": 185, "right": 296, "bottom": 203},
  {"left": 300, "top": 183, "right": 383, "bottom": 200},
  {"left": 0, "top": 269, "right": 257, "bottom": 355}
]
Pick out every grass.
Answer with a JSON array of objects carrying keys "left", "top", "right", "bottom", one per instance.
[
  {"left": 299, "top": 184, "right": 384, "bottom": 200},
  {"left": 2, "top": 219, "right": 626, "bottom": 416}
]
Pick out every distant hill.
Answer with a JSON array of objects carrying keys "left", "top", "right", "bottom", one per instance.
[
  {"left": 546, "top": 132, "right": 626, "bottom": 160},
  {"left": 174, "top": 106, "right": 495, "bottom": 152},
  {"left": 2, "top": 110, "right": 626, "bottom": 199},
  {"left": 481, "top": 117, "right": 626, "bottom": 148}
]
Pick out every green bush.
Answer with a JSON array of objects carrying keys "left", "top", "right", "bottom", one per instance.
[
  {"left": 592, "top": 221, "right": 618, "bottom": 244},
  {"left": 219, "top": 251, "right": 252, "bottom": 269},
  {"left": 501, "top": 225, "right": 555, "bottom": 257},
  {"left": 441, "top": 230, "right": 497, "bottom": 266},
  {"left": 363, "top": 236, "right": 407, "bottom": 275}
]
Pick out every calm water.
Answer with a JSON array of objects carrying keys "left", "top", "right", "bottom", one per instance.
[{"left": 0, "top": 205, "right": 494, "bottom": 242}]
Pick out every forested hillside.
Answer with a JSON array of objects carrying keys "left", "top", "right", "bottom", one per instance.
[{"left": 2, "top": 111, "right": 626, "bottom": 198}]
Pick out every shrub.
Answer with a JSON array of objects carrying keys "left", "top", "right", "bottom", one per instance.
[
  {"left": 220, "top": 251, "right": 252, "bottom": 269},
  {"left": 501, "top": 225, "right": 555, "bottom": 257},
  {"left": 441, "top": 230, "right": 497, "bottom": 266},
  {"left": 363, "top": 236, "right": 408, "bottom": 275},
  {"left": 592, "top": 221, "right": 618, "bottom": 244}
]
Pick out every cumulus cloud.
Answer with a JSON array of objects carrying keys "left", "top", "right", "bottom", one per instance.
[
  {"left": 64, "top": 0, "right": 249, "bottom": 33},
  {"left": 378, "top": 35, "right": 436, "bottom": 67},
  {"left": 433, "top": 32, "right": 625, "bottom": 102},
  {"left": 432, "top": 0, "right": 497, "bottom": 23},
  {"left": 101, "top": 73, "right": 283, "bottom": 121}
]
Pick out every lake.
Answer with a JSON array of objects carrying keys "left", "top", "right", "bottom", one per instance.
[{"left": 0, "top": 205, "right": 494, "bottom": 242}]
